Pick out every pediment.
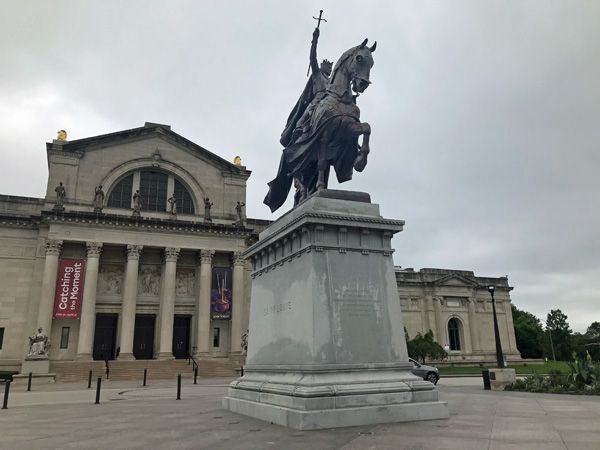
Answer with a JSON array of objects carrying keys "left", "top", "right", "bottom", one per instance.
[
  {"left": 47, "top": 122, "right": 250, "bottom": 176},
  {"left": 432, "top": 273, "right": 479, "bottom": 287}
]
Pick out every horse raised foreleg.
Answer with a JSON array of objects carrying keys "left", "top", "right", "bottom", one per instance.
[
  {"left": 354, "top": 122, "right": 371, "bottom": 172},
  {"left": 316, "top": 130, "right": 329, "bottom": 190}
]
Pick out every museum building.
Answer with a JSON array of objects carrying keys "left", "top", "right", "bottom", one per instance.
[{"left": 0, "top": 123, "right": 519, "bottom": 377}]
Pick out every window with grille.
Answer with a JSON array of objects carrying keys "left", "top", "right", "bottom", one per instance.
[
  {"left": 174, "top": 180, "right": 195, "bottom": 214},
  {"left": 139, "top": 171, "right": 168, "bottom": 212},
  {"left": 107, "top": 174, "right": 133, "bottom": 208}
]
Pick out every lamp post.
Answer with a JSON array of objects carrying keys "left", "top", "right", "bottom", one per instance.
[{"left": 488, "top": 286, "right": 504, "bottom": 368}]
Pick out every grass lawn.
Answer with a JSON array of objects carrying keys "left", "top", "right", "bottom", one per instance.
[{"left": 438, "top": 361, "right": 570, "bottom": 375}]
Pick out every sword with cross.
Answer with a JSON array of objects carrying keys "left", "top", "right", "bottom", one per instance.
[{"left": 307, "top": 10, "right": 328, "bottom": 76}]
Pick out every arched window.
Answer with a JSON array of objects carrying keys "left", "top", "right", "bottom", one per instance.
[
  {"left": 448, "top": 318, "right": 461, "bottom": 351},
  {"left": 106, "top": 171, "right": 195, "bottom": 214},
  {"left": 107, "top": 174, "right": 133, "bottom": 208}
]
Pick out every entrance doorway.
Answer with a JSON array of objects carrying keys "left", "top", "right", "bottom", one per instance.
[
  {"left": 133, "top": 315, "right": 155, "bottom": 359},
  {"left": 93, "top": 314, "right": 118, "bottom": 360},
  {"left": 172, "top": 315, "right": 191, "bottom": 359}
]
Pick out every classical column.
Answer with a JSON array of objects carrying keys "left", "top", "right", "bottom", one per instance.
[
  {"left": 230, "top": 252, "right": 245, "bottom": 354},
  {"left": 157, "top": 247, "right": 180, "bottom": 359},
  {"left": 118, "top": 245, "right": 143, "bottom": 360},
  {"left": 421, "top": 296, "right": 432, "bottom": 334},
  {"left": 195, "top": 249, "right": 214, "bottom": 358},
  {"left": 467, "top": 297, "right": 480, "bottom": 353},
  {"left": 75, "top": 242, "right": 103, "bottom": 360},
  {"left": 433, "top": 297, "right": 446, "bottom": 346},
  {"left": 36, "top": 239, "right": 63, "bottom": 339}
]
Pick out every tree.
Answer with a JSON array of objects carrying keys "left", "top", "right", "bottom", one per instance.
[
  {"left": 546, "top": 309, "right": 573, "bottom": 361},
  {"left": 511, "top": 305, "right": 545, "bottom": 359},
  {"left": 406, "top": 330, "right": 447, "bottom": 363}
]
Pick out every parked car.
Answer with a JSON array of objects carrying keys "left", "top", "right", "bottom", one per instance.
[{"left": 409, "top": 358, "right": 440, "bottom": 384}]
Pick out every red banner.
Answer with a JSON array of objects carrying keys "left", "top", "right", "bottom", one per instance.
[{"left": 53, "top": 259, "right": 85, "bottom": 319}]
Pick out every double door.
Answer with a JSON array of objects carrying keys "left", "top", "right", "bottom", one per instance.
[
  {"left": 133, "top": 315, "right": 155, "bottom": 360},
  {"left": 93, "top": 314, "right": 118, "bottom": 360},
  {"left": 172, "top": 316, "right": 191, "bottom": 359}
]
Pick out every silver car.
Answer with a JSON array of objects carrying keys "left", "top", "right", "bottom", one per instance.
[{"left": 409, "top": 358, "right": 440, "bottom": 384}]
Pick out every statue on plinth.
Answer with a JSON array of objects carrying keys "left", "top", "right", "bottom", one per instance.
[
  {"left": 57, "top": 130, "right": 67, "bottom": 141},
  {"left": 235, "top": 201, "right": 245, "bottom": 225},
  {"left": 92, "top": 185, "right": 104, "bottom": 212},
  {"left": 54, "top": 182, "right": 66, "bottom": 211},
  {"left": 168, "top": 193, "right": 178, "bottom": 217},
  {"left": 27, "top": 327, "right": 51, "bottom": 359},
  {"left": 132, "top": 190, "right": 142, "bottom": 216},
  {"left": 204, "top": 197, "right": 213, "bottom": 222},
  {"left": 233, "top": 156, "right": 242, "bottom": 166},
  {"left": 264, "top": 28, "right": 376, "bottom": 212}
]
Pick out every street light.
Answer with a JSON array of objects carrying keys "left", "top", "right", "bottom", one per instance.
[
  {"left": 539, "top": 318, "right": 556, "bottom": 362},
  {"left": 488, "top": 286, "right": 504, "bottom": 368}
]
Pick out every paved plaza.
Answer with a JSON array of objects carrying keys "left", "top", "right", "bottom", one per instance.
[{"left": 1, "top": 376, "right": 599, "bottom": 449}]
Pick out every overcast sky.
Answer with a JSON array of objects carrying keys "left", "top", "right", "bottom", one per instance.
[{"left": 1, "top": 1, "right": 598, "bottom": 333}]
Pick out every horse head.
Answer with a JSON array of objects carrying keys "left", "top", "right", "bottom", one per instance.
[{"left": 331, "top": 39, "right": 376, "bottom": 95}]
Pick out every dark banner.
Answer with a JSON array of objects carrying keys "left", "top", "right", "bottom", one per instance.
[
  {"left": 211, "top": 267, "right": 232, "bottom": 319},
  {"left": 53, "top": 259, "right": 85, "bottom": 319}
]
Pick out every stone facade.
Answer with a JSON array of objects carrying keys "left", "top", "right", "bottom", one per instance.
[
  {"left": 0, "top": 123, "right": 269, "bottom": 371},
  {"left": 397, "top": 268, "right": 521, "bottom": 363}
]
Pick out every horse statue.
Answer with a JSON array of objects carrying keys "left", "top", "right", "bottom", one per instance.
[{"left": 264, "top": 38, "right": 377, "bottom": 213}]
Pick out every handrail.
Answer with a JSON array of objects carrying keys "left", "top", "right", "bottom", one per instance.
[{"left": 186, "top": 350, "right": 198, "bottom": 373}]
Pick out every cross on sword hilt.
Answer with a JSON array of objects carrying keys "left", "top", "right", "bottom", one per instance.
[
  {"left": 313, "top": 10, "right": 327, "bottom": 29},
  {"left": 307, "top": 10, "right": 328, "bottom": 77}
]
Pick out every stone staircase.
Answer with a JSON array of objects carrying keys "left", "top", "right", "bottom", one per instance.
[
  {"left": 50, "top": 361, "right": 107, "bottom": 383},
  {"left": 50, "top": 358, "right": 237, "bottom": 382}
]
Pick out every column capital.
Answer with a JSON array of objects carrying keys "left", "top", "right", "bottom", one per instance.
[
  {"left": 86, "top": 242, "right": 103, "bottom": 258},
  {"left": 125, "top": 245, "right": 143, "bottom": 260},
  {"left": 45, "top": 239, "right": 63, "bottom": 256},
  {"left": 163, "top": 247, "right": 180, "bottom": 263},
  {"left": 198, "top": 249, "right": 215, "bottom": 264},
  {"left": 232, "top": 251, "right": 245, "bottom": 266}
]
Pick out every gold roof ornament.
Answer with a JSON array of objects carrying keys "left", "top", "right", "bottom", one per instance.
[
  {"left": 57, "top": 130, "right": 67, "bottom": 141},
  {"left": 233, "top": 156, "right": 242, "bottom": 166}
]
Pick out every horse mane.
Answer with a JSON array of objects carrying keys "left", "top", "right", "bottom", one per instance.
[{"left": 329, "top": 45, "right": 362, "bottom": 87}]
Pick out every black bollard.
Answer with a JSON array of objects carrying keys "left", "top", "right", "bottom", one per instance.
[
  {"left": 88, "top": 370, "right": 92, "bottom": 389},
  {"left": 194, "top": 367, "right": 197, "bottom": 385},
  {"left": 2, "top": 380, "right": 10, "bottom": 409},
  {"left": 143, "top": 368, "right": 147, "bottom": 387},
  {"left": 177, "top": 374, "right": 181, "bottom": 400},
  {"left": 27, "top": 372, "right": 33, "bottom": 392},
  {"left": 95, "top": 377, "right": 102, "bottom": 404}
]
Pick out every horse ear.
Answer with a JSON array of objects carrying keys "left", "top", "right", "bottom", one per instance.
[
  {"left": 360, "top": 38, "right": 368, "bottom": 48},
  {"left": 370, "top": 42, "right": 377, "bottom": 53}
]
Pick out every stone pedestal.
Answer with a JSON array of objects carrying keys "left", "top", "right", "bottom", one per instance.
[
  {"left": 13, "top": 359, "right": 56, "bottom": 384},
  {"left": 222, "top": 191, "right": 449, "bottom": 430},
  {"left": 489, "top": 368, "right": 516, "bottom": 391}
]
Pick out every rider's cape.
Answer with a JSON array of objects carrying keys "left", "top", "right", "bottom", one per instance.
[{"left": 280, "top": 77, "right": 315, "bottom": 147}]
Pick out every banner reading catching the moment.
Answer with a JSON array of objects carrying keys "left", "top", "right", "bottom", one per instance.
[
  {"left": 211, "top": 267, "right": 232, "bottom": 320},
  {"left": 53, "top": 259, "right": 85, "bottom": 319}
]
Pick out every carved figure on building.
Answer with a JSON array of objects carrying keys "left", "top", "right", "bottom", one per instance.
[
  {"left": 236, "top": 201, "right": 245, "bottom": 225},
  {"left": 54, "top": 182, "right": 66, "bottom": 209},
  {"left": 27, "top": 327, "right": 51, "bottom": 359},
  {"left": 92, "top": 185, "right": 104, "bottom": 211},
  {"left": 233, "top": 156, "right": 242, "bottom": 166},
  {"left": 203, "top": 198, "right": 213, "bottom": 222},
  {"left": 132, "top": 190, "right": 142, "bottom": 216},
  {"left": 138, "top": 267, "right": 161, "bottom": 295},
  {"left": 98, "top": 267, "right": 124, "bottom": 295},
  {"left": 168, "top": 193, "right": 178, "bottom": 215},
  {"left": 57, "top": 130, "right": 67, "bottom": 141},
  {"left": 176, "top": 271, "right": 196, "bottom": 297},
  {"left": 264, "top": 30, "right": 376, "bottom": 212}
]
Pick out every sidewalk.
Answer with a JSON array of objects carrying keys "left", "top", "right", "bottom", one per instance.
[{"left": 1, "top": 376, "right": 599, "bottom": 449}]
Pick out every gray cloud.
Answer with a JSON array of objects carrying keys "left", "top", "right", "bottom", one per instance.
[{"left": 1, "top": 1, "right": 598, "bottom": 332}]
